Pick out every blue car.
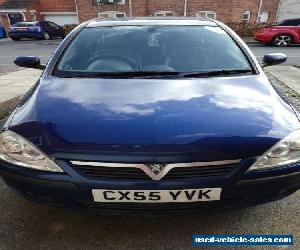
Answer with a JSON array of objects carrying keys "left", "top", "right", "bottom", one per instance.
[
  {"left": 0, "top": 25, "right": 6, "bottom": 39},
  {"left": 0, "top": 18, "right": 299, "bottom": 215},
  {"left": 9, "top": 21, "right": 65, "bottom": 41}
]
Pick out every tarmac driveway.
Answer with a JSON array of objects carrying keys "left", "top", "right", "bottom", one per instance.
[{"left": 0, "top": 176, "right": 298, "bottom": 249}]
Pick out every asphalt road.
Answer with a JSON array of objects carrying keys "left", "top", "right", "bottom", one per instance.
[
  {"left": 0, "top": 39, "right": 300, "bottom": 249},
  {"left": 0, "top": 172, "right": 298, "bottom": 250},
  {"left": 0, "top": 39, "right": 61, "bottom": 65},
  {"left": 251, "top": 43, "right": 300, "bottom": 66},
  {"left": 0, "top": 38, "right": 300, "bottom": 66}
]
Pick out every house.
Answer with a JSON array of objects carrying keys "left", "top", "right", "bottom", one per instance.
[
  {"left": 0, "top": 0, "right": 282, "bottom": 33},
  {"left": 0, "top": 0, "right": 78, "bottom": 32},
  {"left": 77, "top": 0, "right": 280, "bottom": 24}
]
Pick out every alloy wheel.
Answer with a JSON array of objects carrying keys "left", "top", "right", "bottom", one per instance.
[
  {"left": 43, "top": 32, "right": 50, "bottom": 40},
  {"left": 273, "top": 35, "right": 292, "bottom": 47}
]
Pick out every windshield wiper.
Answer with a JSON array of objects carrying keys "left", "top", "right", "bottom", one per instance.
[
  {"left": 179, "top": 69, "right": 253, "bottom": 78},
  {"left": 58, "top": 69, "right": 253, "bottom": 79},
  {"left": 59, "top": 71, "right": 181, "bottom": 78}
]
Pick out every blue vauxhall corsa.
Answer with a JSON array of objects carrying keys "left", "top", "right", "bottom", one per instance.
[{"left": 0, "top": 17, "right": 299, "bottom": 215}]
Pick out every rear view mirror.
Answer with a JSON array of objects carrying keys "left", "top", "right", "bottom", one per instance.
[
  {"left": 14, "top": 56, "right": 46, "bottom": 70},
  {"left": 262, "top": 53, "right": 287, "bottom": 67}
]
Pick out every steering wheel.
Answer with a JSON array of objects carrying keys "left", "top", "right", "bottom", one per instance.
[{"left": 87, "top": 53, "right": 139, "bottom": 71}]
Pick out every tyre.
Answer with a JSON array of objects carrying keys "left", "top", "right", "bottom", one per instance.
[
  {"left": 272, "top": 34, "right": 293, "bottom": 47},
  {"left": 11, "top": 37, "right": 20, "bottom": 41},
  {"left": 43, "top": 32, "right": 51, "bottom": 40}
]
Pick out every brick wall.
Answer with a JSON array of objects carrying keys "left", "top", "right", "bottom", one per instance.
[
  {"left": 147, "top": 0, "right": 184, "bottom": 16},
  {"left": 77, "top": 0, "right": 151, "bottom": 21},
  {"left": 131, "top": 0, "right": 147, "bottom": 16},
  {"left": 37, "top": 0, "right": 76, "bottom": 12},
  {"left": 77, "top": 0, "right": 280, "bottom": 23},
  {"left": 77, "top": 0, "right": 129, "bottom": 21}
]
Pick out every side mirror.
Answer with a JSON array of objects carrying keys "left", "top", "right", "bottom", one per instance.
[
  {"left": 262, "top": 53, "right": 287, "bottom": 67},
  {"left": 14, "top": 56, "right": 46, "bottom": 70}
]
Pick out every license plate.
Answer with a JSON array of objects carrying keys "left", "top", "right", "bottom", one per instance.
[{"left": 92, "top": 188, "right": 221, "bottom": 203}]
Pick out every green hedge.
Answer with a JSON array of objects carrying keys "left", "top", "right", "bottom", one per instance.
[
  {"left": 226, "top": 22, "right": 268, "bottom": 37},
  {"left": 63, "top": 24, "right": 78, "bottom": 34}
]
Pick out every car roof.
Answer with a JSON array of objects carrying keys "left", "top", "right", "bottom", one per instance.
[{"left": 86, "top": 17, "right": 218, "bottom": 27}]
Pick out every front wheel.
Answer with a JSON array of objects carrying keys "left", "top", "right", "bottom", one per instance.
[
  {"left": 43, "top": 32, "right": 51, "bottom": 40},
  {"left": 272, "top": 35, "right": 293, "bottom": 47},
  {"left": 11, "top": 37, "right": 20, "bottom": 41}
]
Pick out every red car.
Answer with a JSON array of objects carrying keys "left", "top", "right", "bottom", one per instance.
[{"left": 255, "top": 18, "right": 300, "bottom": 46}]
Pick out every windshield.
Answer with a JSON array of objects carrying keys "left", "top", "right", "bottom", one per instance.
[{"left": 55, "top": 25, "right": 252, "bottom": 77}]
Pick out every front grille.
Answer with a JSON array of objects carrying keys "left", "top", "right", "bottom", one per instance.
[
  {"left": 71, "top": 161, "right": 238, "bottom": 180},
  {"left": 163, "top": 165, "right": 235, "bottom": 179}
]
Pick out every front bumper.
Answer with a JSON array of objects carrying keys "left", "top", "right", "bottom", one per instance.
[
  {"left": 0, "top": 159, "right": 299, "bottom": 215},
  {"left": 254, "top": 32, "right": 274, "bottom": 43}
]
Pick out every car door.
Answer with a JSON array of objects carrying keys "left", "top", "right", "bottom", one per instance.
[
  {"left": 39, "top": 21, "right": 50, "bottom": 35},
  {"left": 287, "top": 19, "right": 300, "bottom": 43},
  {"left": 277, "top": 19, "right": 300, "bottom": 43},
  {"left": 47, "top": 22, "right": 63, "bottom": 37},
  {"left": 295, "top": 19, "right": 300, "bottom": 42},
  {"left": 42, "top": 21, "right": 55, "bottom": 36}
]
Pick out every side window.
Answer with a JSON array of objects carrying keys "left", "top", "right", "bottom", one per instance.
[
  {"left": 286, "top": 20, "right": 295, "bottom": 26},
  {"left": 279, "top": 20, "right": 298, "bottom": 26},
  {"left": 48, "top": 22, "right": 59, "bottom": 28},
  {"left": 278, "top": 21, "right": 288, "bottom": 26},
  {"left": 242, "top": 11, "right": 251, "bottom": 22},
  {"left": 115, "top": 13, "right": 126, "bottom": 18},
  {"left": 154, "top": 11, "right": 175, "bottom": 17},
  {"left": 98, "top": 13, "right": 110, "bottom": 18},
  {"left": 42, "top": 22, "right": 50, "bottom": 28},
  {"left": 196, "top": 11, "right": 217, "bottom": 20},
  {"left": 98, "top": 12, "right": 126, "bottom": 18}
]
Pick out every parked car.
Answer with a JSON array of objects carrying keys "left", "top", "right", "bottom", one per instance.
[
  {"left": 9, "top": 21, "right": 65, "bottom": 41},
  {"left": 1, "top": 17, "right": 299, "bottom": 215},
  {"left": 255, "top": 18, "right": 300, "bottom": 46},
  {"left": 0, "top": 25, "right": 6, "bottom": 39}
]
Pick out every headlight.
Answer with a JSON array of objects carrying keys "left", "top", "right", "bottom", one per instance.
[
  {"left": 248, "top": 129, "right": 300, "bottom": 171},
  {"left": 0, "top": 130, "right": 63, "bottom": 172}
]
